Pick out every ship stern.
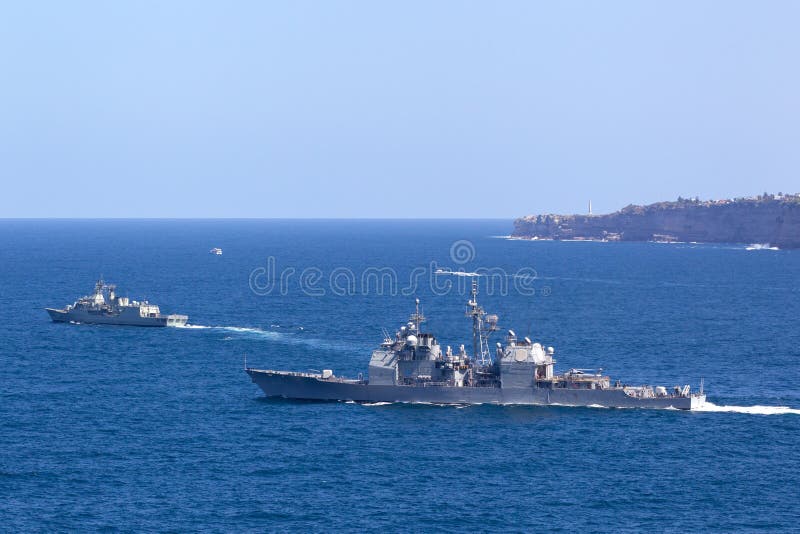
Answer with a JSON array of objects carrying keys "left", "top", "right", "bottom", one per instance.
[
  {"left": 688, "top": 394, "right": 707, "bottom": 410},
  {"left": 165, "top": 314, "right": 189, "bottom": 327}
]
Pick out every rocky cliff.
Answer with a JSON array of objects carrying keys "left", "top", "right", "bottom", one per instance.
[{"left": 513, "top": 196, "right": 800, "bottom": 248}]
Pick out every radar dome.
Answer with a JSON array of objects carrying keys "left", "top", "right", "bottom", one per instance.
[
  {"left": 531, "top": 343, "right": 546, "bottom": 364},
  {"left": 406, "top": 335, "right": 418, "bottom": 347}
]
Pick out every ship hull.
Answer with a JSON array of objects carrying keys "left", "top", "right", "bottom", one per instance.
[
  {"left": 46, "top": 308, "right": 188, "bottom": 327},
  {"left": 246, "top": 369, "right": 706, "bottom": 410}
]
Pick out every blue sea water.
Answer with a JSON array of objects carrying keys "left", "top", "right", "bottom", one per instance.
[{"left": 1, "top": 219, "right": 799, "bottom": 532}]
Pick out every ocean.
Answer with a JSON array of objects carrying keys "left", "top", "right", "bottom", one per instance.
[{"left": 2, "top": 219, "right": 799, "bottom": 532}]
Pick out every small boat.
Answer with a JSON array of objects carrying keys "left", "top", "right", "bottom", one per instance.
[{"left": 209, "top": 248, "right": 223, "bottom": 255}]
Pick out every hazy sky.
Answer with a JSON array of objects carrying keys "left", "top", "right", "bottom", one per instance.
[{"left": 1, "top": 1, "right": 798, "bottom": 217}]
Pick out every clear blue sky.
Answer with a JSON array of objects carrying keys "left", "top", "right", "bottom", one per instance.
[{"left": 1, "top": 1, "right": 798, "bottom": 218}]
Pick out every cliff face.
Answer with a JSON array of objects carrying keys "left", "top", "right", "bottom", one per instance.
[{"left": 513, "top": 198, "right": 800, "bottom": 248}]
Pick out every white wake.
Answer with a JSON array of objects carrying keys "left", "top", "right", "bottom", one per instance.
[
  {"left": 217, "top": 326, "right": 281, "bottom": 338},
  {"left": 696, "top": 402, "right": 800, "bottom": 415},
  {"left": 434, "top": 270, "right": 484, "bottom": 277},
  {"left": 178, "top": 324, "right": 360, "bottom": 352}
]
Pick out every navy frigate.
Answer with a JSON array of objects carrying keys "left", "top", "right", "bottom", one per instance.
[
  {"left": 246, "top": 283, "right": 706, "bottom": 409},
  {"left": 46, "top": 278, "right": 188, "bottom": 327}
]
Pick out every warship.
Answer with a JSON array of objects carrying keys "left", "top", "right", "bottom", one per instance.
[
  {"left": 246, "top": 283, "right": 706, "bottom": 409},
  {"left": 46, "top": 278, "right": 188, "bottom": 327}
]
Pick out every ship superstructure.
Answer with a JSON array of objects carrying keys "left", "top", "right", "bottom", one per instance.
[
  {"left": 246, "top": 282, "right": 706, "bottom": 409},
  {"left": 46, "top": 278, "right": 188, "bottom": 327}
]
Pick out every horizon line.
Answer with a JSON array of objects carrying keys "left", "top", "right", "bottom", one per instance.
[{"left": 0, "top": 216, "right": 516, "bottom": 221}]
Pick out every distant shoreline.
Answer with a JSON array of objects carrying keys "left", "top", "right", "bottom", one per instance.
[
  {"left": 0, "top": 217, "right": 514, "bottom": 221},
  {"left": 513, "top": 195, "right": 800, "bottom": 249}
]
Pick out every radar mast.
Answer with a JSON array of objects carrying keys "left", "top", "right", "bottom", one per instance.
[
  {"left": 466, "top": 280, "right": 497, "bottom": 365},
  {"left": 409, "top": 298, "right": 425, "bottom": 334}
]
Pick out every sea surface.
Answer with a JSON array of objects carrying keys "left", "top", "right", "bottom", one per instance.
[{"left": 2, "top": 220, "right": 799, "bottom": 532}]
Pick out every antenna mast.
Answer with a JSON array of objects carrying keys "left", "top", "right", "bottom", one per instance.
[
  {"left": 409, "top": 298, "right": 425, "bottom": 334},
  {"left": 466, "top": 280, "right": 497, "bottom": 365}
]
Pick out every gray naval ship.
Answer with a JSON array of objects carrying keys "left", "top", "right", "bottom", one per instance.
[
  {"left": 246, "top": 283, "right": 706, "bottom": 410},
  {"left": 46, "top": 278, "right": 188, "bottom": 327}
]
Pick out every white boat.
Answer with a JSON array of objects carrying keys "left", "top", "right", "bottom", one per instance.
[
  {"left": 745, "top": 243, "right": 779, "bottom": 251},
  {"left": 209, "top": 247, "right": 223, "bottom": 255}
]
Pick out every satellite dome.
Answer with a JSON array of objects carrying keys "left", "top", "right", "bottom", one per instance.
[
  {"left": 406, "top": 335, "right": 418, "bottom": 347},
  {"left": 531, "top": 343, "right": 546, "bottom": 364}
]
